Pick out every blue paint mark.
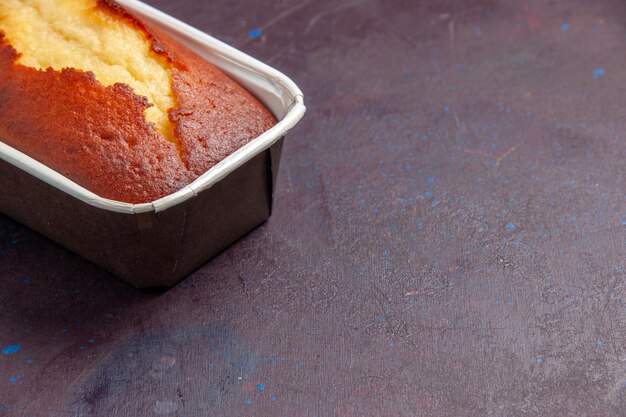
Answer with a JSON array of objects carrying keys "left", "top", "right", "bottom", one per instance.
[
  {"left": 596, "top": 339, "right": 604, "bottom": 345},
  {"left": 536, "top": 356, "right": 543, "bottom": 364},
  {"left": 383, "top": 249, "right": 389, "bottom": 257},
  {"left": 378, "top": 315, "right": 386, "bottom": 322},
  {"left": 506, "top": 222, "right": 516, "bottom": 230},
  {"left": 22, "top": 278, "right": 31, "bottom": 285},
  {"left": 80, "top": 346, "right": 87, "bottom": 350},
  {"left": 359, "top": 198, "right": 365, "bottom": 206},
  {"left": 404, "top": 162, "right": 412, "bottom": 172},
  {"left": 256, "top": 383, "right": 265, "bottom": 391},
  {"left": 621, "top": 219, "right": 626, "bottom": 226},
  {"left": 88, "top": 339, "right": 95, "bottom": 344},
  {"left": 593, "top": 68, "right": 605, "bottom": 80},
  {"left": 443, "top": 106, "right": 449, "bottom": 114},
  {"left": 506, "top": 300, "right": 513, "bottom": 305},
  {"left": 388, "top": 341, "right": 395, "bottom": 347},
  {"left": 207, "top": 363, "right": 214, "bottom": 370},
  {"left": 561, "top": 22, "right": 569, "bottom": 31},
  {"left": 8, "top": 377, "right": 16, "bottom": 383},
  {"left": 62, "top": 328, "right": 70, "bottom": 334},
  {"left": 425, "top": 190, "right": 432, "bottom": 198},
  {"left": 270, "top": 359, "right": 277, "bottom": 364},
  {"left": 25, "top": 359, "right": 32, "bottom": 365},
  {"left": 2, "top": 345, "right": 21, "bottom": 355},
  {"left": 416, "top": 220, "right": 424, "bottom": 231},
  {"left": 298, "top": 360, "right": 305, "bottom": 366},
  {"left": 248, "top": 28, "right": 262, "bottom": 39},
  {"left": 17, "top": 374, "right": 23, "bottom": 379},
  {"left": 245, "top": 399, "right": 253, "bottom": 405},
  {"left": 427, "top": 176, "right": 435, "bottom": 186},
  {"left": 270, "top": 394, "right": 277, "bottom": 401}
]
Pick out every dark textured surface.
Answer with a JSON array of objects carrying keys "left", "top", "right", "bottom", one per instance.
[{"left": 1, "top": 0, "right": 625, "bottom": 415}]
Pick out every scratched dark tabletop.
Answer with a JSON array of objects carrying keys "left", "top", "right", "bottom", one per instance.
[{"left": 1, "top": 0, "right": 626, "bottom": 416}]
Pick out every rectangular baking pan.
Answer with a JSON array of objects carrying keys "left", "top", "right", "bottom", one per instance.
[{"left": 0, "top": 0, "right": 306, "bottom": 288}]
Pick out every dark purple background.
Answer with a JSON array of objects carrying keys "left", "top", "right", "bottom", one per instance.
[{"left": 1, "top": 0, "right": 625, "bottom": 415}]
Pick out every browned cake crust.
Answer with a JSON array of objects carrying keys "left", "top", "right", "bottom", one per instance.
[{"left": 0, "top": 0, "right": 276, "bottom": 203}]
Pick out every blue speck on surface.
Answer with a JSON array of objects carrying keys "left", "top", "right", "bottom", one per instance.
[
  {"left": 16, "top": 374, "right": 22, "bottom": 379},
  {"left": 80, "top": 346, "right": 87, "bottom": 350},
  {"left": 506, "top": 300, "right": 513, "bottom": 305},
  {"left": 443, "top": 106, "right": 449, "bottom": 113},
  {"left": 270, "top": 359, "right": 276, "bottom": 364},
  {"left": 62, "top": 328, "right": 70, "bottom": 334},
  {"left": 425, "top": 190, "right": 432, "bottom": 198},
  {"left": 621, "top": 219, "right": 626, "bottom": 225},
  {"left": 271, "top": 394, "right": 277, "bottom": 401},
  {"left": 2, "top": 345, "right": 21, "bottom": 355},
  {"left": 561, "top": 22, "right": 569, "bottom": 31},
  {"left": 298, "top": 360, "right": 305, "bottom": 366},
  {"left": 359, "top": 198, "right": 365, "bottom": 206},
  {"left": 536, "top": 356, "right": 543, "bottom": 364},
  {"left": 378, "top": 315, "right": 386, "bottom": 322},
  {"left": 245, "top": 399, "right": 253, "bottom": 405},
  {"left": 248, "top": 28, "right": 262, "bottom": 39},
  {"left": 25, "top": 359, "right": 32, "bottom": 365},
  {"left": 596, "top": 339, "right": 604, "bottom": 345},
  {"left": 8, "top": 377, "right": 16, "bottom": 383},
  {"left": 383, "top": 249, "right": 389, "bottom": 257},
  {"left": 593, "top": 68, "right": 605, "bottom": 79},
  {"left": 207, "top": 363, "right": 214, "bottom": 370},
  {"left": 88, "top": 339, "right": 95, "bottom": 344},
  {"left": 256, "top": 383, "right": 265, "bottom": 391},
  {"left": 427, "top": 176, "right": 435, "bottom": 186},
  {"left": 22, "top": 278, "right": 30, "bottom": 285},
  {"left": 416, "top": 220, "right": 424, "bottom": 230},
  {"left": 506, "top": 222, "right": 516, "bottom": 230}
]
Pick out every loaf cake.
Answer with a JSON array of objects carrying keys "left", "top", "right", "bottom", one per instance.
[{"left": 0, "top": 0, "right": 276, "bottom": 203}]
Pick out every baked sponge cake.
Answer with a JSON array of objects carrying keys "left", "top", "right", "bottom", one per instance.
[{"left": 0, "top": 0, "right": 276, "bottom": 203}]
